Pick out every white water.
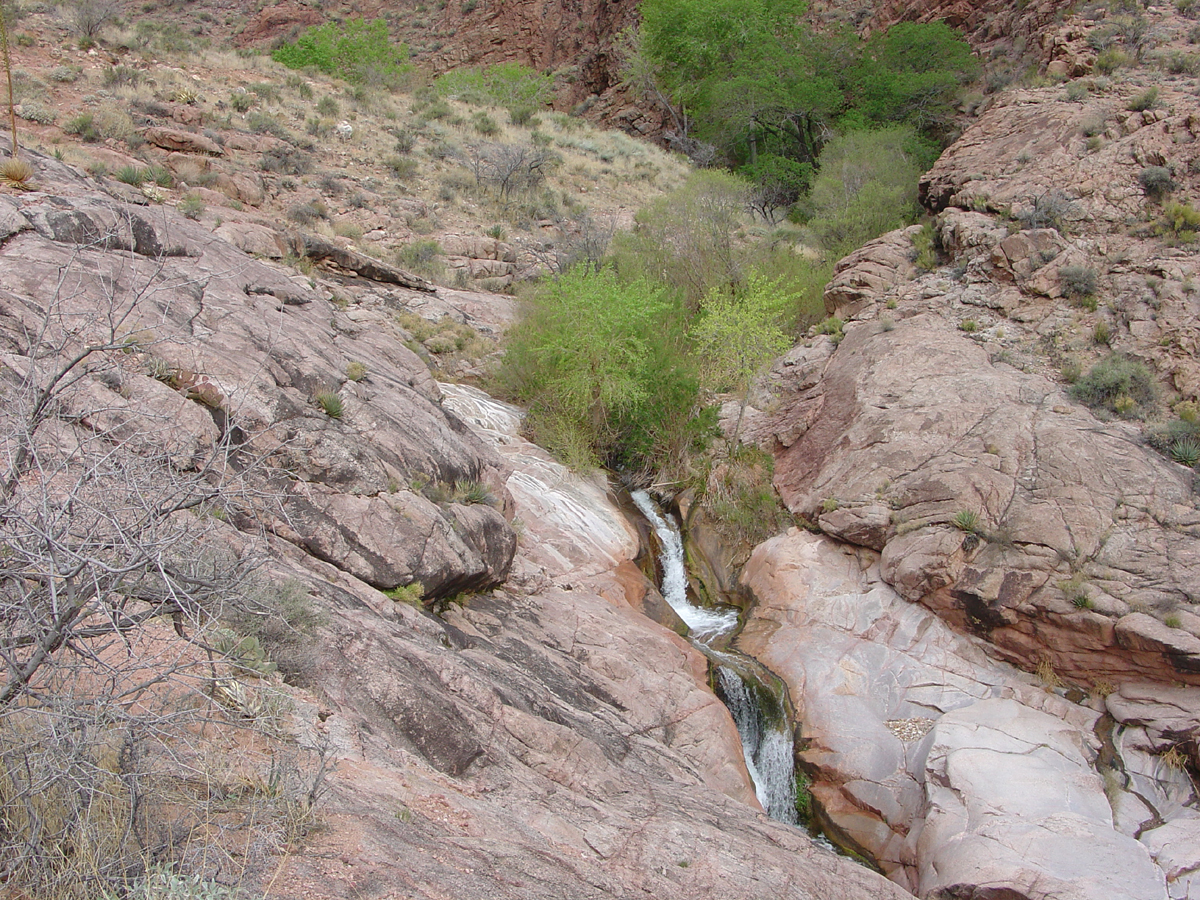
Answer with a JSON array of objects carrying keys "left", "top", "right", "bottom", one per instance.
[
  {"left": 631, "top": 489, "right": 797, "bottom": 825},
  {"left": 716, "top": 667, "right": 798, "bottom": 825},
  {"left": 630, "top": 490, "right": 740, "bottom": 640}
]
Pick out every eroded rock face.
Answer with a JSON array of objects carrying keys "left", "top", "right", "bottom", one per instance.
[
  {"left": 0, "top": 150, "right": 514, "bottom": 606},
  {"left": 0, "top": 146, "right": 908, "bottom": 900},
  {"left": 758, "top": 70, "right": 1200, "bottom": 692},
  {"left": 739, "top": 529, "right": 1193, "bottom": 898},
  {"left": 765, "top": 310, "right": 1200, "bottom": 687},
  {"left": 920, "top": 699, "right": 1167, "bottom": 900}
]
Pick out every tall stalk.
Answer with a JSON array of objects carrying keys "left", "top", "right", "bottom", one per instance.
[{"left": 0, "top": 1, "right": 17, "bottom": 159}]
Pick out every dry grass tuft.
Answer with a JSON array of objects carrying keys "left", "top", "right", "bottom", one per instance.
[{"left": 1, "top": 157, "right": 35, "bottom": 189}]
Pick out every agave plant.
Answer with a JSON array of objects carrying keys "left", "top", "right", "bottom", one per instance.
[
  {"left": 952, "top": 509, "right": 981, "bottom": 533},
  {"left": 1170, "top": 436, "right": 1200, "bottom": 468}
]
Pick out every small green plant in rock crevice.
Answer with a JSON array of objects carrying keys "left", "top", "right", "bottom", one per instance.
[
  {"left": 952, "top": 509, "right": 981, "bottom": 533},
  {"left": 314, "top": 389, "right": 344, "bottom": 418},
  {"left": 384, "top": 582, "right": 424, "bottom": 606}
]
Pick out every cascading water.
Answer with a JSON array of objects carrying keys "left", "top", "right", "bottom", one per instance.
[
  {"left": 630, "top": 491, "right": 739, "bottom": 641},
  {"left": 631, "top": 489, "right": 798, "bottom": 826}
]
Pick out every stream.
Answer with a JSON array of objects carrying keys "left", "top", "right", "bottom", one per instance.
[{"left": 630, "top": 490, "right": 798, "bottom": 825}]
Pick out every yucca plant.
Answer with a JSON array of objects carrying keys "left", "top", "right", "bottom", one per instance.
[
  {"left": 0, "top": 155, "right": 31, "bottom": 188},
  {"left": 952, "top": 509, "right": 981, "bottom": 533},
  {"left": 314, "top": 389, "right": 344, "bottom": 419}
]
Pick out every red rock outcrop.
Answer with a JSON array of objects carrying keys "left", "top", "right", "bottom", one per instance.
[{"left": 0, "top": 141, "right": 909, "bottom": 900}]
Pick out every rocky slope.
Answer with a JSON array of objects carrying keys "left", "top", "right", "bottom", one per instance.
[
  {"left": 0, "top": 141, "right": 908, "bottom": 898},
  {"left": 720, "top": 4, "right": 1200, "bottom": 898}
]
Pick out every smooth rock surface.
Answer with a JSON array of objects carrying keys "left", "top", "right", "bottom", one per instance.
[{"left": 739, "top": 529, "right": 1194, "bottom": 897}]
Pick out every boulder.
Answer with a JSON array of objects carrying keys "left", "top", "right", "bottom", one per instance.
[
  {"left": 823, "top": 225, "right": 921, "bottom": 319},
  {"left": 919, "top": 698, "right": 1169, "bottom": 900},
  {"left": 142, "top": 126, "right": 224, "bottom": 156},
  {"left": 766, "top": 311, "right": 1200, "bottom": 688}
]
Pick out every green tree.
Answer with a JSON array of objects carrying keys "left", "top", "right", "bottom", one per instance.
[
  {"left": 494, "top": 269, "right": 699, "bottom": 469},
  {"left": 691, "top": 274, "right": 794, "bottom": 446},
  {"left": 805, "top": 126, "right": 924, "bottom": 255},
  {"left": 637, "top": 0, "right": 976, "bottom": 165},
  {"left": 610, "top": 169, "right": 750, "bottom": 312},
  {"left": 847, "top": 22, "right": 979, "bottom": 137}
]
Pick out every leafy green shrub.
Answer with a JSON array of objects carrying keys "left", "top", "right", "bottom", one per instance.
[
  {"left": 610, "top": 170, "right": 749, "bottom": 311},
  {"left": 384, "top": 155, "right": 419, "bottom": 178},
  {"left": 815, "top": 315, "right": 844, "bottom": 342},
  {"left": 806, "top": 127, "right": 923, "bottom": 255},
  {"left": 15, "top": 101, "right": 54, "bottom": 125},
  {"left": 912, "top": 222, "right": 938, "bottom": 271},
  {"left": 1095, "top": 47, "right": 1131, "bottom": 73},
  {"left": 435, "top": 62, "right": 552, "bottom": 115},
  {"left": 493, "top": 268, "right": 701, "bottom": 470},
  {"left": 64, "top": 112, "right": 100, "bottom": 141},
  {"left": 703, "top": 446, "right": 793, "bottom": 547},
  {"left": 316, "top": 95, "right": 339, "bottom": 117},
  {"left": 1065, "top": 81, "right": 1090, "bottom": 102},
  {"left": 1160, "top": 50, "right": 1200, "bottom": 74},
  {"left": 1154, "top": 200, "right": 1200, "bottom": 243},
  {"left": 1139, "top": 166, "right": 1176, "bottom": 198},
  {"left": 384, "top": 582, "right": 424, "bottom": 606},
  {"left": 959, "top": 319, "right": 978, "bottom": 333},
  {"left": 272, "top": 18, "right": 413, "bottom": 89},
  {"left": 472, "top": 111, "right": 500, "bottom": 136},
  {"left": 1127, "top": 86, "right": 1159, "bottom": 112},
  {"left": 1070, "top": 353, "right": 1155, "bottom": 417}
]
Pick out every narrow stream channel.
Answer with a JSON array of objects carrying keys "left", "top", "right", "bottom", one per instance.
[{"left": 630, "top": 490, "right": 798, "bottom": 825}]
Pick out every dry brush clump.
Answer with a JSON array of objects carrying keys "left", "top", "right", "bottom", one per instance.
[{"left": 0, "top": 239, "right": 324, "bottom": 896}]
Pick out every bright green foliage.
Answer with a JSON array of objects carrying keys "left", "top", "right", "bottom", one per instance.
[
  {"left": 271, "top": 18, "right": 411, "bottom": 89},
  {"left": 691, "top": 274, "right": 793, "bottom": 394},
  {"left": 638, "top": 0, "right": 976, "bottom": 167},
  {"left": 846, "top": 22, "right": 979, "bottom": 133},
  {"left": 691, "top": 275, "right": 794, "bottom": 444},
  {"left": 434, "top": 62, "right": 553, "bottom": 114},
  {"left": 495, "top": 269, "right": 702, "bottom": 470},
  {"left": 805, "top": 126, "right": 923, "bottom": 255}
]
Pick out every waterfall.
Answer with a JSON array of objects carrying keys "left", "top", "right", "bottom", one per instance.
[
  {"left": 631, "top": 489, "right": 798, "bottom": 826},
  {"left": 714, "top": 665, "right": 798, "bottom": 825}
]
